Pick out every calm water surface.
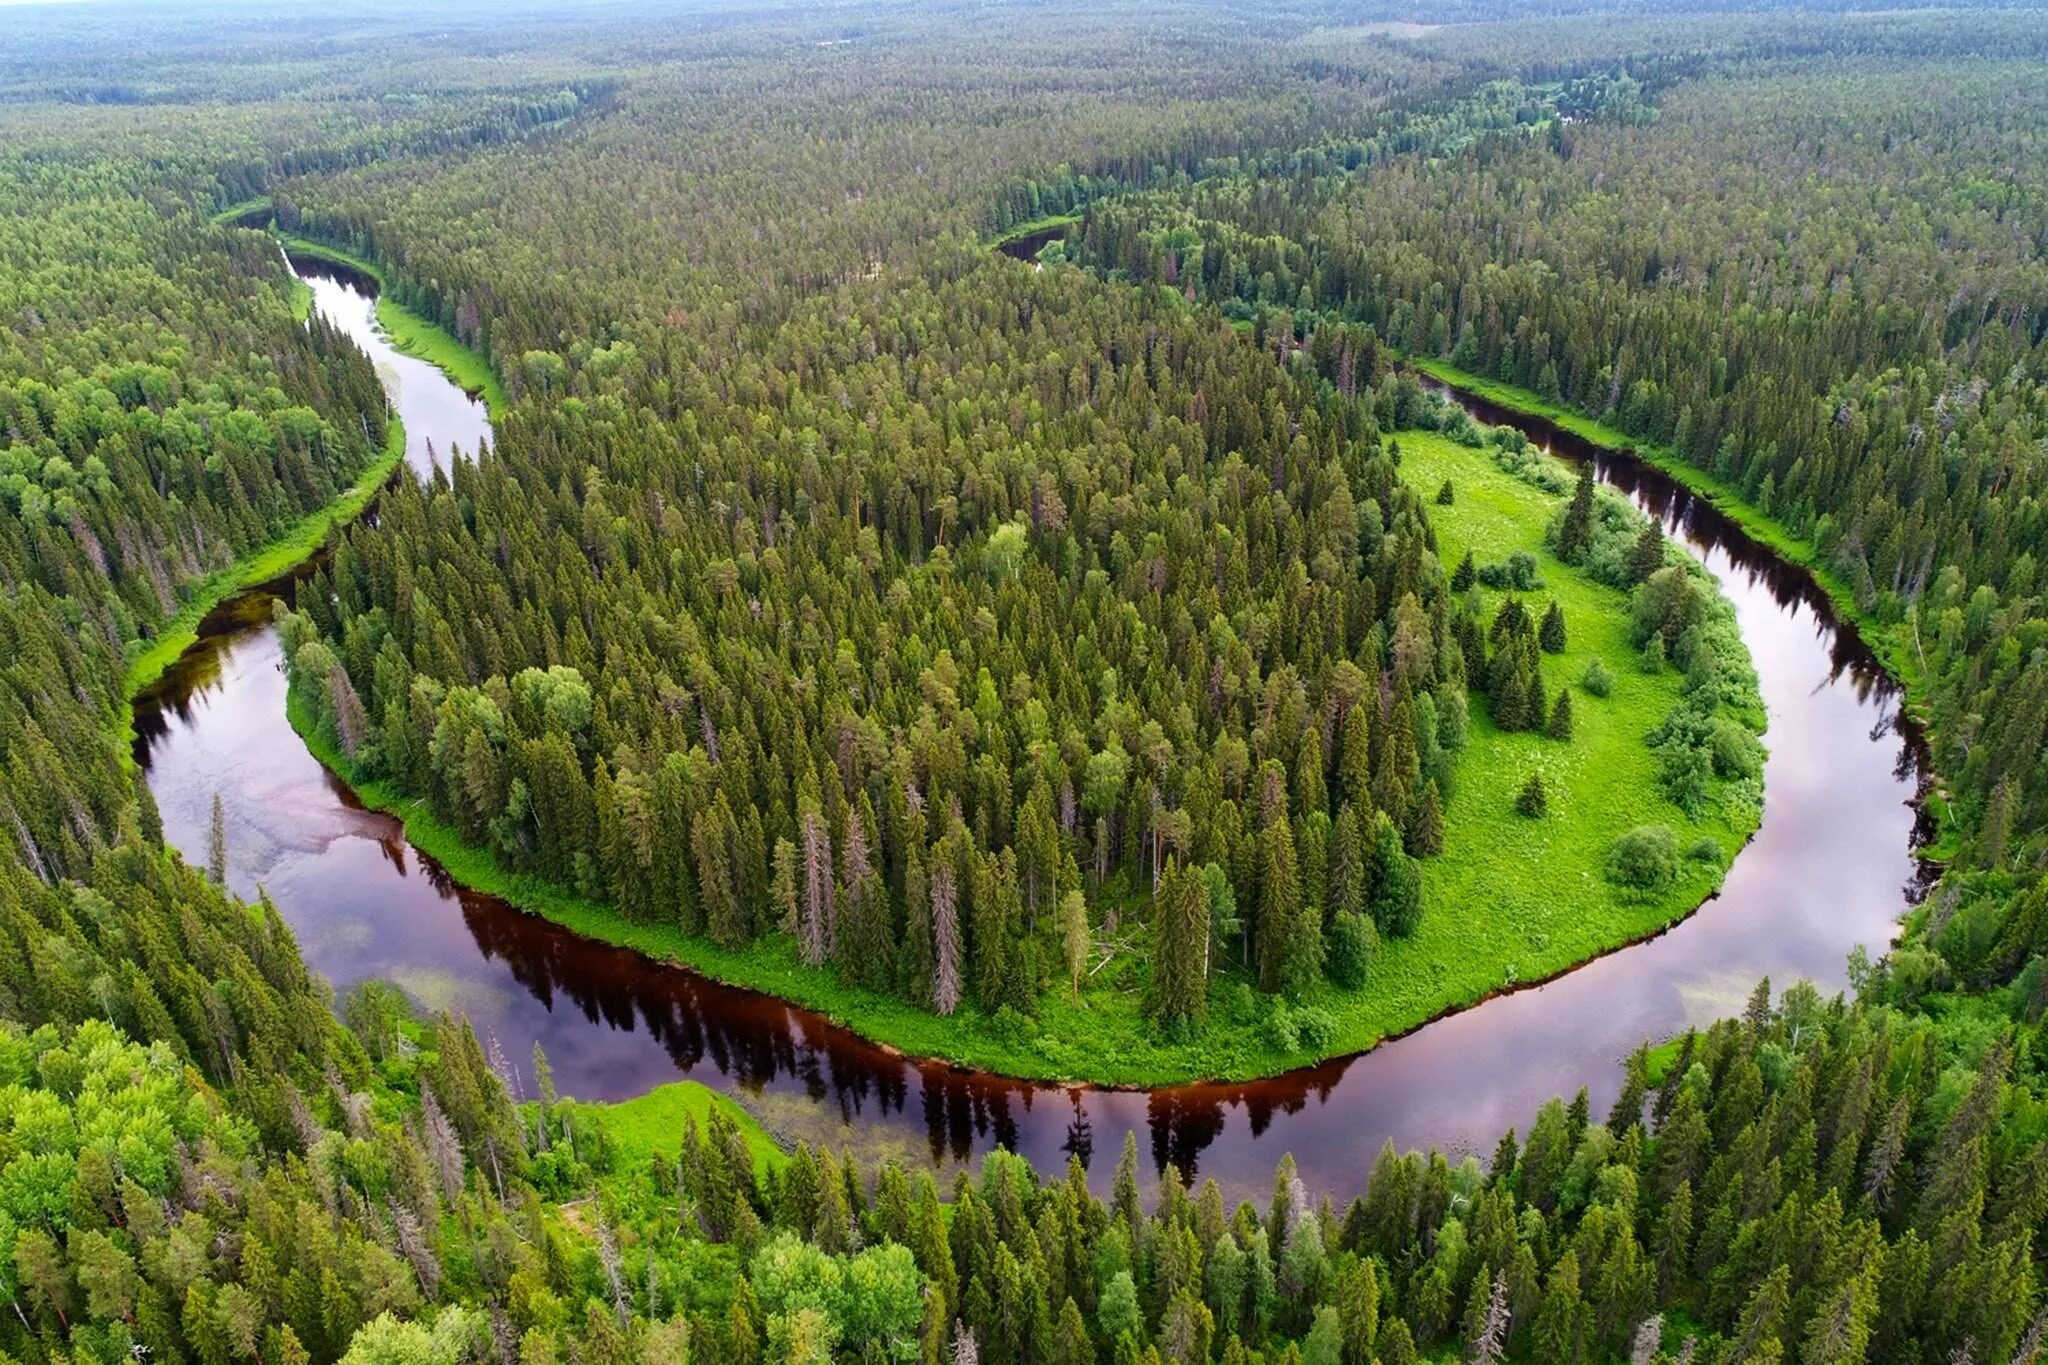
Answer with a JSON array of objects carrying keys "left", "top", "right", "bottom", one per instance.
[{"left": 134, "top": 257, "right": 1927, "bottom": 1197}]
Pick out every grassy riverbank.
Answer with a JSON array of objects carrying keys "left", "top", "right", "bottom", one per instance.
[
  {"left": 116, "top": 414, "right": 406, "bottom": 746},
  {"left": 1411, "top": 356, "right": 1955, "bottom": 858},
  {"left": 275, "top": 231, "right": 509, "bottom": 417},
  {"left": 580, "top": 1081, "right": 786, "bottom": 1172},
  {"left": 286, "top": 426, "right": 1762, "bottom": 1087}
]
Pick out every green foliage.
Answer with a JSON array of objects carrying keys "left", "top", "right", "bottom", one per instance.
[{"left": 1607, "top": 824, "right": 1679, "bottom": 890}]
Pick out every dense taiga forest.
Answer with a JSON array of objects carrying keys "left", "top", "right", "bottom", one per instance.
[{"left": 2, "top": 0, "right": 2048, "bottom": 1361}]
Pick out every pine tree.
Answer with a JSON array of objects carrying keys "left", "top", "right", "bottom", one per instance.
[
  {"left": 1437, "top": 479, "right": 1455, "bottom": 506},
  {"left": 1516, "top": 772, "right": 1548, "bottom": 818},
  {"left": 1540, "top": 601, "right": 1567, "bottom": 654}
]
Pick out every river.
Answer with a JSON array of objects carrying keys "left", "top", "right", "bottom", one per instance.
[{"left": 132, "top": 252, "right": 1927, "bottom": 1199}]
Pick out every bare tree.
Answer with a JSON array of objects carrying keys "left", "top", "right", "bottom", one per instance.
[
  {"left": 1630, "top": 1315, "right": 1663, "bottom": 1365},
  {"left": 208, "top": 792, "right": 228, "bottom": 884},
  {"left": 800, "top": 807, "right": 833, "bottom": 967},
  {"left": 932, "top": 860, "right": 962, "bottom": 1016},
  {"left": 1470, "top": 1269, "right": 1510, "bottom": 1365}
]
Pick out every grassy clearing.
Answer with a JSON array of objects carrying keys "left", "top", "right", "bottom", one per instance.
[
  {"left": 1359, "top": 431, "right": 1761, "bottom": 1021},
  {"left": 1412, "top": 358, "right": 1952, "bottom": 856},
  {"left": 275, "top": 231, "right": 508, "bottom": 418},
  {"left": 287, "top": 429, "right": 1761, "bottom": 1087},
  {"left": 577, "top": 1081, "right": 786, "bottom": 1172},
  {"left": 210, "top": 195, "right": 272, "bottom": 224},
  {"left": 114, "top": 416, "right": 406, "bottom": 754}
]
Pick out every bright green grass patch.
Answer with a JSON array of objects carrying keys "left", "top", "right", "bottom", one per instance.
[
  {"left": 1412, "top": 357, "right": 1952, "bottom": 855},
  {"left": 283, "top": 429, "right": 1761, "bottom": 1087},
  {"left": 210, "top": 195, "right": 273, "bottom": 224},
  {"left": 275, "top": 231, "right": 508, "bottom": 418},
  {"left": 1359, "top": 430, "right": 1761, "bottom": 1011},
  {"left": 577, "top": 1081, "right": 786, "bottom": 1173},
  {"left": 114, "top": 416, "right": 406, "bottom": 756}
]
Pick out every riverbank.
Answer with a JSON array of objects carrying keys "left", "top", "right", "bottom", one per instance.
[
  {"left": 116, "top": 414, "right": 407, "bottom": 748},
  {"left": 275, "top": 232, "right": 509, "bottom": 417},
  {"left": 1410, "top": 357, "right": 1954, "bottom": 859},
  {"left": 283, "top": 419, "right": 1762, "bottom": 1089}
]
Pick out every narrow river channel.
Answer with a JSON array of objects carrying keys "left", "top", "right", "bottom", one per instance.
[{"left": 132, "top": 250, "right": 1928, "bottom": 1199}]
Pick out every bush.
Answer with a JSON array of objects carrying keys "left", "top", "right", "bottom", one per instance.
[
  {"left": 1327, "top": 912, "right": 1379, "bottom": 989},
  {"left": 1291, "top": 1006, "right": 1337, "bottom": 1050},
  {"left": 1265, "top": 1005, "right": 1300, "bottom": 1053},
  {"left": 1710, "top": 715, "right": 1764, "bottom": 779},
  {"left": 1607, "top": 825, "right": 1679, "bottom": 890},
  {"left": 1687, "top": 836, "right": 1722, "bottom": 863},
  {"left": 1582, "top": 658, "right": 1614, "bottom": 697},
  {"left": 1478, "top": 551, "right": 1543, "bottom": 592}
]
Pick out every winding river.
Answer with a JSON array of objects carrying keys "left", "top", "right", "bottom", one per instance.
[{"left": 132, "top": 250, "right": 1928, "bottom": 1199}]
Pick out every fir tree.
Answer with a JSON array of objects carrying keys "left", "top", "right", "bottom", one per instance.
[
  {"left": 1628, "top": 521, "right": 1666, "bottom": 583},
  {"left": 1557, "top": 463, "right": 1596, "bottom": 562},
  {"left": 1451, "top": 549, "right": 1477, "bottom": 593},
  {"left": 1407, "top": 779, "right": 1444, "bottom": 857},
  {"left": 1548, "top": 690, "right": 1574, "bottom": 740}
]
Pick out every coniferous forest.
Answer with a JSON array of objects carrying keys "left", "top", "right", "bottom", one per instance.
[{"left": 3, "top": 1, "right": 2048, "bottom": 1362}]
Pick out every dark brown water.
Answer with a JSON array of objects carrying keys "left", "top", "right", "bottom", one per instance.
[
  {"left": 134, "top": 255, "right": 1927, "bottom": 1198},
  {"left": 993, "top": 222, "right": 1072, "bottom": 262}
]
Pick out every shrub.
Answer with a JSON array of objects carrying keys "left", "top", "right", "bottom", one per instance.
[
  {"left": 1710, "top": 716, "right": 1764, "bottom": 779},
  {"left": 1607, "top": 825, "right": 1679, "bottom": 890},
  {"left": 1687, "top": 836, "right": 1722, "bottom": 863},
  {"left": 1327, "top": 912, "right": 1379, "bottom": 989},
  {"left": 1291, "top": 1006, "right": 1337, "bottom": 1050},
  {"left": 1478, "top": 551, "right": 1543, "bottom": 592},
  {"left": 1582, "top": 658, "right": 1614, "bottom": 697},
  {"left": 1265, "top": 1005, "right": 1300, "bottom": 1053}
]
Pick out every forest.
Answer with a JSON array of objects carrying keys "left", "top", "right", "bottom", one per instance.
[{"left": 1, "top": 0, "right": 2047, "bottom": 1362}]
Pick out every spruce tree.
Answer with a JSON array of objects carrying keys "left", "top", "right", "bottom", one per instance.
[
  {"left": 1628, "top": 521, "right": 1666, "bottom": 583},
  {"left": 1540, "top": 600, "right": 1567, "bottom": 654},
  {"left": 1557, "top": 463, "right": 1596, "bottom": 562},
  {"left": 1149, "top": 863, "right": 1210, "bottom": 1025},
  {"left": 1548, "top": 690, "right": 1574, "bottom": 740},
  {"left": 1256, "top": 815, "right": 1300, "bottom": 994},
  {"left": 1451, "top": 549, "right": 1476, "bottom": 593},
  {"left": 1516, "top": 772, "right": 1548, "bottom": 818},
  {"left": 1407, "top": 779, "right": 1444, "bottom": 857}
]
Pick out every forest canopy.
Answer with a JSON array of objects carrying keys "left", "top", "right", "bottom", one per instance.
[{"left": 0, "top": 1, "right": 2046, "bottom": 1363}]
